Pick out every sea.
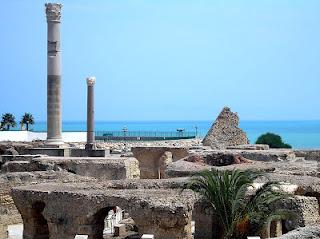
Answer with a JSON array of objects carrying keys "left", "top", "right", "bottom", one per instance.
[{"left": 25, "top": 120, "right": 320, "bottom": 149}]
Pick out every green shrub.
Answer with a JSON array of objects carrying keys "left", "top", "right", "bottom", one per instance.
[{"left": 255, "top": 132, "right": 292, "bottom": 148}]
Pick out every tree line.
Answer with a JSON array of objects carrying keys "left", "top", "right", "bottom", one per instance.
[{"left": 0, "top": 113, "right": 34, "bottom": 131}]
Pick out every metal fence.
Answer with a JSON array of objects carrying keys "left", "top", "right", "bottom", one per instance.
[
  {"left": 95, "top": 131, "right": 197, "bottom": 141},
  {"left": 96, "top": 131, "right": 196, "bottom": 137}
]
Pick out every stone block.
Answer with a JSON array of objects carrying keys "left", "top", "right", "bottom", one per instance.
[
  {"left": 276, "top": 196, "right": 320, "bottom": 230},
  {"left": 294, "top": 150, "right": 320, "bottom": 161},
  {"left": 74, "top": 235, "right": 88, "bottom": 239},
  {"left": 1, "top": 154, "right": 37, "bottom": 163},
  {"left": 0, "top": 224, "right": 6, "bottom": 239},
  {"left": 31, "top": 156, "right": 140, "bottom": 180},
  {"left": 24, "top": 148, "right": 70, "bottom": 157},
  {"left": 132, "top": 147, "right": 188, "bottom": 179},
  {"left": 69, "top": 148, "right": 110, "bottom": 157},
  {"left": 2, "top": 161, "right": 31, "bottom": 172},
  {"left": 240, "top": 149, "right": 295, "bottom": 161},
  {"left": 141, "top": 234, "right": 154, "bottom": 239},
  {"left": 277, "top": 226, "right": 320, "bottom": 238},
  {"left": 192, "top": 149, "right": 296, "bottom": 163},
  {"left": 114, "top": 224, "right": 126, "bottom": 236},
  {"left": 295, "top": 196, "right": 320, "bottom": 226},
  {"left": 227, "top": 144, "right": 269, "bottom": 150}
]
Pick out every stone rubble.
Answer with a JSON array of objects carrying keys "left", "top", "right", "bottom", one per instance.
[{"left": 277, "top": 226, "right": 320, "bottom": 239}]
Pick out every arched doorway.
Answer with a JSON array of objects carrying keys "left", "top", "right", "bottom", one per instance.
[
  {"left": 89, "top": 206, "right": 138, "bottom": 239},
  {"left": 23, "top": 201, "right": 49, "bottom": 239}
]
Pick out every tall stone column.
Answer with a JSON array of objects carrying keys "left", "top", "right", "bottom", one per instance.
[
  {"left": 86, "top": 77, "right": 96, "bottom": 150},
  {"left": 45, "top": 3, "right": 63, "bottom": 145}
]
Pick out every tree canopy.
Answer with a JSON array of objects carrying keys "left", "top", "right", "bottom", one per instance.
[
  {"left": 1, "top": 113, "right": 17, "bottom": 131},
  {"left": 20, "top": 113, "right": 35, "bottom": 131},
  {"left": 256, "top": 132, "right": 292, "bottom": 148}
]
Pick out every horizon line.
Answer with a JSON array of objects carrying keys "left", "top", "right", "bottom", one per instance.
[{"left": 32, "top": 119, "right": 320, "bottom": 123}]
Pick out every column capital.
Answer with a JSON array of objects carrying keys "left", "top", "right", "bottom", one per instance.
[
  {"left": 87, "top": 77, "right": 96, "bottom": 86},
  {"left": 45, "top": 3, "right": 62, "bottom": 23}
]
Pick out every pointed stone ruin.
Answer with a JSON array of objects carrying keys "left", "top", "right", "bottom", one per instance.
[{"left": 203, "top": 107, "right": 249, "bottom": 149}]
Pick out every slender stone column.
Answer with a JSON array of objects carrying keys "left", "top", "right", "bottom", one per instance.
[
  {"left": 45, "top": 3, "right": 63, "bottom": 145},
  {"left": 86, "top": 77, "right": 96, "bottom": 150}
]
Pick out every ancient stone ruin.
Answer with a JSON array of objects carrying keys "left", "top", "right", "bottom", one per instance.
[
  {"left": 1, "top": 140, "right": 320, "bottom": 239},
  {"left": 0, "top": 2, "right": 320, "bottom": 239},
  {"left": 203, "top": 107, "right": 249, "bottom": 149}
]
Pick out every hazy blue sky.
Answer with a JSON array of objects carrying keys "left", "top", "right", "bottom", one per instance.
[{"left": 1, "top": 0, "right": 320, "bottom": 121}]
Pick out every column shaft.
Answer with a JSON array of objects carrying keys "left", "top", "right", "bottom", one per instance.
[
  {"left": 45, "top": 3, "right": 63, "bottom": 145},
  {"left": 86, "top": 77, "right": 96, "bottom": 150},
  {"left": 87, "top": 85, "right": 94, "bottom": 145}
]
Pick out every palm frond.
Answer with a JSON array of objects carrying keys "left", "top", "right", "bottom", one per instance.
[{"left": 186, "top": 169, "right": 295, "bottom": 238}]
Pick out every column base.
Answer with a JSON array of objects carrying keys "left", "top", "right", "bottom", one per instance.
[{"left": 45, "top": 138, "right": 65, "bottom": 148}]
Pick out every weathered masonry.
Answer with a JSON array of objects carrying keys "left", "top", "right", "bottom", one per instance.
[{"left": 12, "top": 183, "right": 196, "bottom": 239}]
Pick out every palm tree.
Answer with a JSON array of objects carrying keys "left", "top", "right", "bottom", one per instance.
[
  {"left": 20, "top": 113, "right": 35, "bottom": 131},
  {"left": 186, "top": 169, "right": 294, "bottom": 239},
  {"left": 1, "top": 113, "right": 17, "bottom": 131}
]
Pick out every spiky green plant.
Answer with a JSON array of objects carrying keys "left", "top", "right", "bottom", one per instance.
[
  {"left": 186, "top": 169, "right": 294, "bottom": 239},
  {"left": 20, "top": 113, "right": 34, "bottom": 131}
]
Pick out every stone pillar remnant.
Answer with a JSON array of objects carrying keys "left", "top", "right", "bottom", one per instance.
[
  {"left": 202, "top": 107, "right": 249, "bottom": 149},
  {"left": 86, "top": 77, "right": 96, "bottom": 150},
  {"left": 45, "top": 3, "right": 63, "bottom": 145}
]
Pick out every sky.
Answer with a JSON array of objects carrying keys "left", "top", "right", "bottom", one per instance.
[{"left": 1, "top": 0, "right": 320, "bottom": 121}]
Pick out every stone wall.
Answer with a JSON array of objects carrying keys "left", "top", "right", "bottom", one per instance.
[
  {"left": 192, "top": 201, "right": 220, "bottom": 239},
  {"left": 22, "top": 148, "right": 109, "bottom": 157},
  {"left": 189, "top": 148, "right": 296, "bottom": 162},
  {"left": 277, "top": 226, "right": 320, "bottom": 238},
  {"left": 273, "top": 195, "right": 320, "bottom": 232},
  {"left": 11, "top": 184, "right": 196, "bottom": 239},
  {"left": 132, "top": 147, "right": 189, "bottom": 179},
  {"left": 292, "top": 196, "right": 320, "bottom": 227},
  {"left": 0, "top": 171, "right": 96, "bottom": 238},
  {"left": 35, "top": 157, "right": 140, "bottom": 180},
  {"left": 9, "top": 177, "right": 320, "bottom": 239},
  {"left": 239, "top": 149, "right": 296, "bottom": 161},
  {"left": 294, "top": 150, "right": 320, "bottom": 161},
  {"left": 23, "top": 147, "right": 69, "bottom": 156},
  {"left": 69, "top": 148, "right": 110, "bottom": 157},
  {"left": 1, "top": 156, "right": 140, "bottom": 180}
]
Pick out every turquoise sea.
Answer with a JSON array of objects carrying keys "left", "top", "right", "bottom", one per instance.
[{"left": 26, "top": 120, "right": 320, "bottom": 149}]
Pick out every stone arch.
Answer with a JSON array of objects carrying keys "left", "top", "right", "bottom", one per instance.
[
  {"left": 23, "top": 201, "right": 49, "bottom": 239},
  {"left": 85, "top": 205, "right": 138, "bottom": 239},
  {"left": 192, "top": 201, "right": 220, "bottom": 239},
  {"left": 90, "top": 206, "right": 114, "bottom": 238}
]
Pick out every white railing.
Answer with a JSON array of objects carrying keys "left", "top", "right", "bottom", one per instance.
[{"left": 0, "top": 131, "right": 86, "bottom": 142}]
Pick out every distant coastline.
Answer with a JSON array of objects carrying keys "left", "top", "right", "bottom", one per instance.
[{"left": 7, "top": 120, "right": 319, "bottom": 149}]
